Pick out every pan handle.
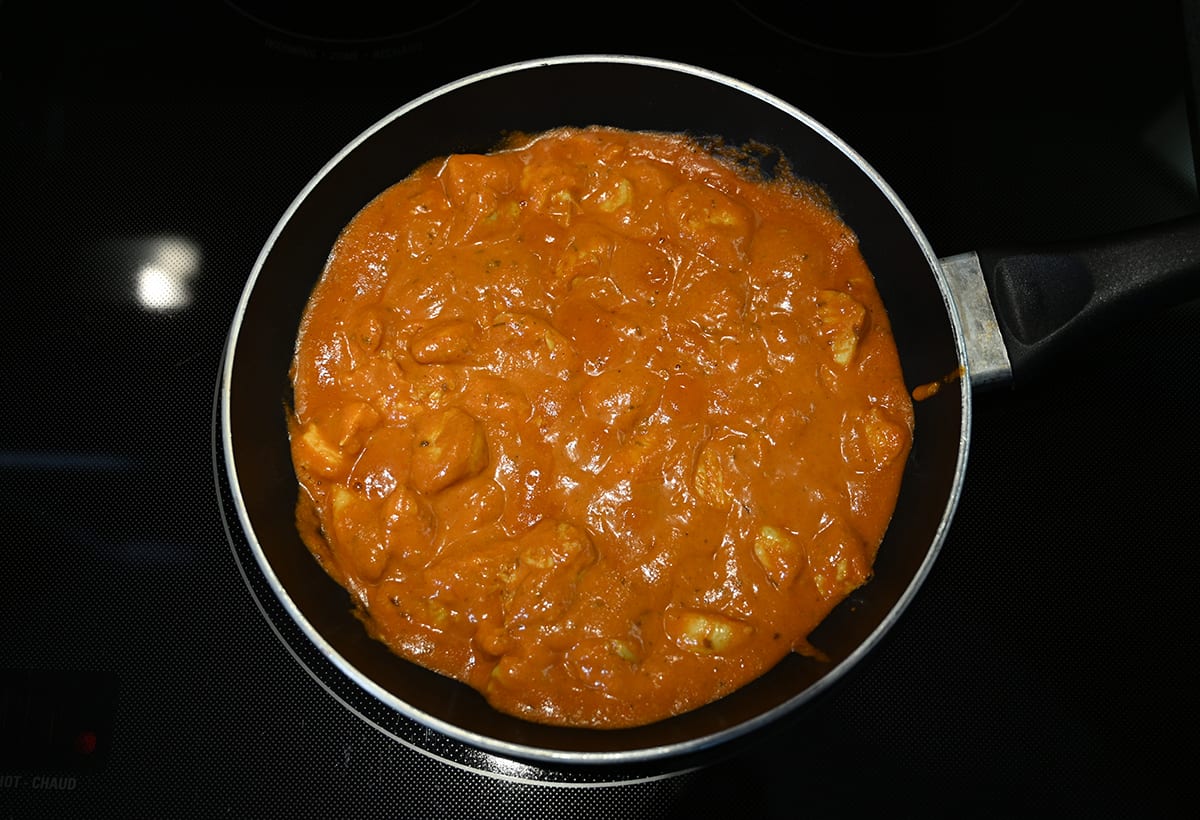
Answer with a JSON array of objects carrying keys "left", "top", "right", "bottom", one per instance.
[{"left": 967, "top": 213, "right": 1200, "bottom": 389}]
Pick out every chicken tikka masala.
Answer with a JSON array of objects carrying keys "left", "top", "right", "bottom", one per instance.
[{"left": 287, "top": 125, "right": 913, "bottom": 728}]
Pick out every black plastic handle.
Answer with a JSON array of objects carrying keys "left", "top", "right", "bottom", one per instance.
[{"left": 977, "top": 214, "right": 1200, "bottom": 386}]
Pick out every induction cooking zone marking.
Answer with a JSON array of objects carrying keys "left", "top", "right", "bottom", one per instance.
[
  {"left": 735, "top": 0, "right": 1025, "bottom": 56},
  {"left": 224, "top": 0, "right": 481, "bottom": 44}
]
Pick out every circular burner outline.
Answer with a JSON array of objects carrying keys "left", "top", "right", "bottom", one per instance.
[
  {"left": 223, "top": 0, "right": 483, "bottom": 46},
  {"left": 734, "top": 0, "right": 1025, "bottom": 58}
]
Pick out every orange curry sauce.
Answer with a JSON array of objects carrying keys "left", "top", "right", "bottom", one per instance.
[{"left": 287, "top": 126, "right": 914, "bottom": 728}]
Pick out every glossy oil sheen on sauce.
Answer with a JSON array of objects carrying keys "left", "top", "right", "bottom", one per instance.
[{"left": 287, "top": 126, "right": 914, "bottom": 728}]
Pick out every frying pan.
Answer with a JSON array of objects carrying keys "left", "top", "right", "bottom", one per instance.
[{"left": 217, "top": 55, "right": 1200, "bottom": 767}]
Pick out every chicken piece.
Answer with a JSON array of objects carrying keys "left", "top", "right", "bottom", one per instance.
[
  {"left": 665, "top": 608, "right": 753, "bottom": 655},
  {"left": 815, "top": 289, "right": 867, "bottom": 366},
  {"left": 753, "top": 525, "right": 805, "bottom": 588},
  {"left": 409, "top": 406, "right": 488, "bottom": 494}
]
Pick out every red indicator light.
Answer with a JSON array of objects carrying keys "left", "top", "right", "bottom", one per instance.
[{"left": 74, "top": 730, "right": 98, "bottom": 755}]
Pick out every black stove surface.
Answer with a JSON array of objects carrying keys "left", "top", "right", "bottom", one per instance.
[{"left": 3, "top": 2, "right": 1199, "bottom": 817}]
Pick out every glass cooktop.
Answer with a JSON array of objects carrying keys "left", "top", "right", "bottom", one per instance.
[{"left": 3, "top": 1, "right": 1198, "bottom": 816}]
